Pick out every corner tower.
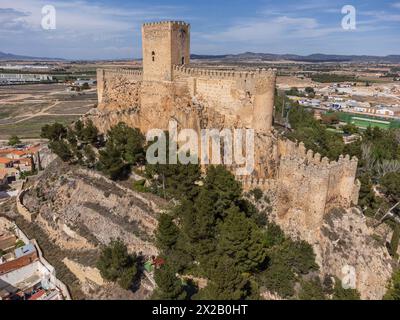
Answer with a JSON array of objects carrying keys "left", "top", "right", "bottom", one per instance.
[{"left": 142, "top": 21, "right": 190, "bottom": 82}]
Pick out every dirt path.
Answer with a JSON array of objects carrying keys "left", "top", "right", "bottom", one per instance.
[{"left": 0, "top": 101, "right": 94, "bottom": 125}]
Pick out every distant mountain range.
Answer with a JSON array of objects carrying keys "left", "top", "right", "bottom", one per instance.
[
  {"left": 1, "top": 50, "right": 400, "bottom": 63},
  {"left": 0, "top": 51, "right": 63, "bottom": 61},
  {"left": 191, "top": 52, "right": 400, "bottom": 63}
]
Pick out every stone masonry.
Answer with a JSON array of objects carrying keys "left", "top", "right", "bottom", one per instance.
[{"left": 90, "top": 20, "right": 360, "bottom": 233}]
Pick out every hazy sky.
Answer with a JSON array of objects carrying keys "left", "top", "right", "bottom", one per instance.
[{"left": 1, "top": 0, "right": 399, "bottom": 59}]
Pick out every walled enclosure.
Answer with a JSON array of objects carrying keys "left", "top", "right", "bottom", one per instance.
[{"left": 93, "top": 20, "right": 360, "bottom": 233}]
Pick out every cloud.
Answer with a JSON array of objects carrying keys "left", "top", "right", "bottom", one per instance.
[
  {"left": 0, "top": 0, "right": 398, "bottom": 58},
  {"left": 200, "top": 14, "right": 342, "bottom": 47},
  {"left": 0, "top": 8, "right": 31, "bottom": 30},
  {"left": 0, "top": 0, "right": 186, "bottom": 59},
  {"left": 194, "top": 2, "right": 400, "bottom": 56}
]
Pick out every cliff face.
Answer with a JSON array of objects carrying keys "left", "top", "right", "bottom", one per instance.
[
  {"left": 269, "top": 205, "right": 393, "bottom": 300},
  {"left": 88, "top": 68, "right": 393, "bottom": 300},
  {"left": 22, "top": 159, "right": 160, "bottom": 256}
]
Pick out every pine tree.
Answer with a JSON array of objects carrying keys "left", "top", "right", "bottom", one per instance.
[
  {"left": 49, "top": 140, "right": 73, "bottom": 162},
  {"left": 97, "top": 239, "right": 138, "bottom": 289},
  {"left": 217, "top": 207, "right": 267, "bottom": 273},
  {"left": 196, "top": 256, "right": 254, "bottom": 300},
  {"left": 178, "top": 192, "right": 217, "bottom": 261},
  {"left": 264, "top": 222, "right": 285, "bottom": 248},
  {"left": 74, "top": 120, "right": 84, "bottom": 140},
  {"left": 41, "top": 122, "right": 67, "bottom": 141},
  {"left": 259, "top": 258, "right": 296, "bottom": 298},
  {"left": 156, "top": 214, "right": 180, "bottom": 253},
  {"left": 82, "top": 119, "right": 99, "bottom": 145},
  {"left": 203, "top": 166, "right": 242, "bottom": 218},
  {"left": 298, "top": 277, "right": 326, "bottom": 300},
  {"left": 380, "top": 172, "right": 400, "bottom": 203},
  {"left": 146, "top": 162, "right": 201, "bottom": 200},
  {"left": 83, "top": 144, "right": 97, "bottom": 168},
  {"left": 332, "top": 279, "right": 360, "bottom": 300},
  {"left": 8, "top": 135, "right": 21, "bottom": 146},
  {"left": 273, "top": 239, "right": 318, "bottom": 275},
  {"left": 384, "top": 269, "right": 400, "bottom": 300},
  {"left": 98, "top": 142, "right": 128, "bottom": 180},
  {"left": 153, "top": 265, "right": 187, "bottom": 300},
  {"left": 107, "top": 122, "right": 145, "bottom": 165}
]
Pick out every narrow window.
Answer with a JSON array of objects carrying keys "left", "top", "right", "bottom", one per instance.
[
  {"left": 181, "top": 57, "right": 185, "bottom": 65},
  {"left": 152, "top": 51, "right": 155, "bottom": 62}
]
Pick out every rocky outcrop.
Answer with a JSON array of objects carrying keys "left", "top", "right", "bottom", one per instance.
[
  {"left": 270, "top": 205, "right": 393, "bottom": 300},
  {"left": 63, "top": 258, "right": 104, "bottom": 286},
  {"left": 22, "top": 159, "right": 160, "bottom": 257}
]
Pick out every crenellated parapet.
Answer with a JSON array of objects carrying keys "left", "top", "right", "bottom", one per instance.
[
  {"left": 173, "top": 65, "right": 276, "bottom": 133},
  {"left": 142, "top": 20, "right": 190, "bottom": 27},
  {"left": 235, "top": 175, "right": 277, "bottom": 191},
  {"left": 172, "top": 65, "right": 276, "bottom": 81},
  {"left": 277, "top": 138, "right": 359, "bottom": 220},
  {"left": 99, "top": 68, "right": 143, "bottom": 78},
  {"left": 278, "top": 139, "right": 358, "bottom": 171}
]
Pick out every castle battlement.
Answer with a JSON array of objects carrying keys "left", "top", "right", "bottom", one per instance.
[
  {"left": 94, "top": 19, "right": 360, "bottom": 236},
  {"left": 142, "top": 21, "right": 190, "bottom": 27},
  {"left": 235, "top": 175, "right": 277, "bottom": 191},
  {"left": 278, "top": 139, "right": 358, "bottom": 170},
  {"left": 99, "top": 68, "right": 143, "bottom": 77},
  {"left": 173, "top": 65, "right": 277, "bottom": 80},
  {"left": 277, "top": 138, "right": 360, "bottom": 216}
]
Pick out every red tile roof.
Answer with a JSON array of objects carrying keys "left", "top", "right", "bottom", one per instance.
[
  {"left": 0, "top": 157, "right": 13, "bottom": 164},
  {"left": 0, "top": 149, "right": 26, "bottom": 157},
  {"left": 28, "top": 290, "right": 46, "bottom": 300}
]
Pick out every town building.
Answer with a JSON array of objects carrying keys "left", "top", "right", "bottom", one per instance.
[
  {"left": 0, "top": 73, "right": 53, "bottom": 84},
  {"left": 0, "top": 218, "right": 70, "bottom": 300}
]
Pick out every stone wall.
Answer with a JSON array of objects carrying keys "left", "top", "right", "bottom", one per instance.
[
  {"left": 277, "top": 139, "right": 359, "bottom": 208},
  {"left": 237, "top": 138, "right": 360, "bottom": 232},
  {"left": 142, "top": 21, "right": 190, "bottom": 81},
  {"left": 97, "top": 68, "right": 142, "bottom": 109},
  {"left": 94, "top": 66, "right": 359, "bottom": 225},
  {"left": 93, "top": 19, "right": 359, "bottom": 234},
  {"left": 96, "top": 65, "right": 276, "bottom": 134},
  {"left": 173, "top": 65, "right": 276, "bottom": 133}
]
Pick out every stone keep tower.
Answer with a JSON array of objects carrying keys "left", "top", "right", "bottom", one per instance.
[{"left": 142, "top": 21, "right": 190, "bottom": 82}]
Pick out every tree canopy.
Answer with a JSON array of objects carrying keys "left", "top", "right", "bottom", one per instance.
[{"left": 97, "top": 239, "right": 138, "bottom": 290}]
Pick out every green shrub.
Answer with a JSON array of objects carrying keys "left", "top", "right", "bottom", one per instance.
[
  {"left": 132, "top": 179, "right": 148, "bottom": 193},
  {"left": 97, "top": 239, "right": 138, "bottom": 290},
  {"left": 249, "top": 188, "right": 264, "bottom": 201}
]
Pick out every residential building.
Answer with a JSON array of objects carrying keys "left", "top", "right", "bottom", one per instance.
[
  {"left": 0, "top": 158, "right": 13, "bottom": 169},
  {"left": 0, "top": 219, "right": 69, "bottom": 300}
]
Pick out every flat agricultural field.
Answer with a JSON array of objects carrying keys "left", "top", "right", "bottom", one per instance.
[{"left": 0, "top": 84, "right": 97, "bottom": 139}]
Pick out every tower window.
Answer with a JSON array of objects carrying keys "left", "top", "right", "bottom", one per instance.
[
  {"left": 181, "top": 57, "right": 185, "bottom": 65},
  {"left": 152, "top": 51, "right": 155, "bottom": 62}
]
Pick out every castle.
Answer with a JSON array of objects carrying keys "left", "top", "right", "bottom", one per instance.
[{"left": 92, "top": 21, "right": 360, "bottom": 233}]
